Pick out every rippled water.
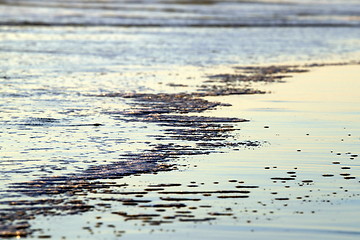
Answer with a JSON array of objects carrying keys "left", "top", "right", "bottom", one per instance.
[
  {"left": 1, "top": 26, "right": 358, "bottom": 190},
  {"left": 0, "top": 0, "right": 360, "bottom": 239},
  {"left": 1, "top": 0, "right": 360, "bottom": 26}
]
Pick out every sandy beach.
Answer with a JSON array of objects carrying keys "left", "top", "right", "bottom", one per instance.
[
  {"left": 1, "top": 0, "right": 360, "bottom": 239},
  {"left": 1, "top": 63, "right": 359, "bottom": 239}
]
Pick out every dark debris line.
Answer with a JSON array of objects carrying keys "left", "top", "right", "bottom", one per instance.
[{"left": 0, "top": 65, "right": 306, "bottom": 237}]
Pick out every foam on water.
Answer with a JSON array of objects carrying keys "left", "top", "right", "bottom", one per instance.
[{"left": 0, "top": 0, "right": 359, "bottom": 239}]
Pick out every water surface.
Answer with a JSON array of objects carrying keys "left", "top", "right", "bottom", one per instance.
[{"left": 0, "top": 0, "right": 359, "bottom": 239}]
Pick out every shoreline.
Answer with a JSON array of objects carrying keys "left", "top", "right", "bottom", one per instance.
[{"left": 1, "top": 63, "right": 359, "bottom": 239}]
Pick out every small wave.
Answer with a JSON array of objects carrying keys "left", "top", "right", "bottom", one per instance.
[{"left": 0, "top": 0, "right": 359, "bottom": 27}]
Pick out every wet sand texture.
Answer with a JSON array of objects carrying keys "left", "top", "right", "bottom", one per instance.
[
  {"left": 1, "top": 63, "right": 359, "bottom": 239},
  {"left": 0, "top": 65, "right": 310, "bottom": 237}
]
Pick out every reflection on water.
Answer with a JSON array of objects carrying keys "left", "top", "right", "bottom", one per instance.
[
  {"left": 0, "top": 0, "right": 360, "bottom": 239},
  {"left": 0, "top": 25, "right": 358, "bottom": 193}
]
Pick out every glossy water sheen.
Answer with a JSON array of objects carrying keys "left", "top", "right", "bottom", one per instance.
[{"left": 0, "top": 0, "right": 359, "bottom": 239}]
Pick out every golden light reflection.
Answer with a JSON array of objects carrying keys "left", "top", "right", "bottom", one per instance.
[{"left": 210, "top": 64, "right": 360, "bottom": 123}]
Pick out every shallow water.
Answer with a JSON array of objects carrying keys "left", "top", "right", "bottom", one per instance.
[
  {"left": 26, "top": 65, "right": 358, "bottom": 240},
  {"left": 11, "top": 65, "right": 359, "bottom": 240},
  {"left": 1, "top": 26, "right": 359, "bottom": 195},
  {"left": 0, "top": 0, "right": 360, "bottom": 239}
]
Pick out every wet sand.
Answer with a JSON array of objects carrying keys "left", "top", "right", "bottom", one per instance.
[
  {"left": 1, "top": 63, "right": 359, "bottom": 239},
  {"left": 1, "top": 1, "right": 360, "bottom": 238}
]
